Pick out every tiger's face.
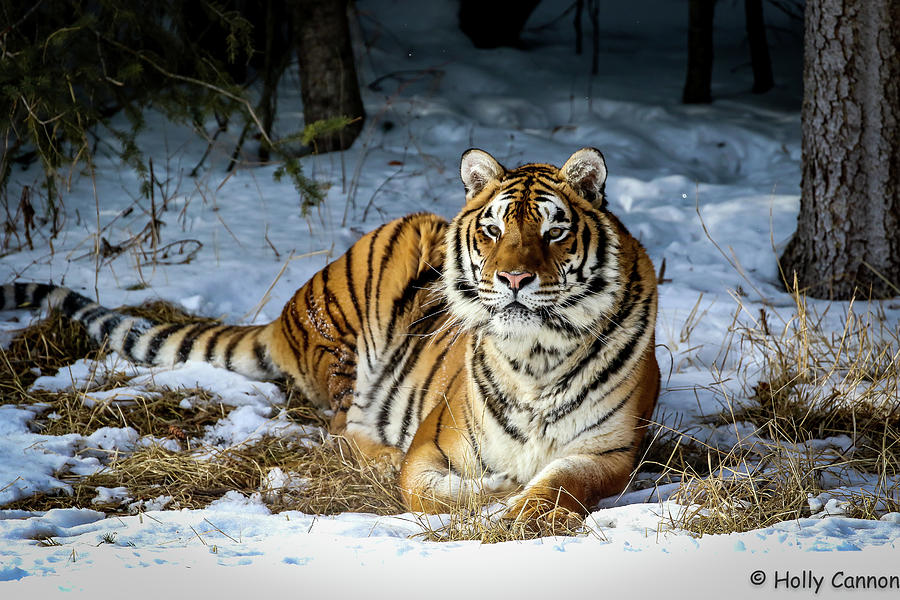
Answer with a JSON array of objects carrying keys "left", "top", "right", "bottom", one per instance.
[{"left": 444, "top": 148, "right": 621, "bottom": 340}]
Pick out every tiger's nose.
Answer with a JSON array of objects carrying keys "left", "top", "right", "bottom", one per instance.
[{"left": 497, "top": 271, "right": 535, "bottom": 290}]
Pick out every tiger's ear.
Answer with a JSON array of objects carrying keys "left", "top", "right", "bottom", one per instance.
[
  {"left": 560, "top": 147, "right": 607, "bottom": 208},
  {"left": 460, "top": 149, "right": 505, "bottom": 200}
]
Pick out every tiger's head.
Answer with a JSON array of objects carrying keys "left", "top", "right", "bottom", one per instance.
[{"left": 444, "top": 147, "right": 623, "bottom": 341}]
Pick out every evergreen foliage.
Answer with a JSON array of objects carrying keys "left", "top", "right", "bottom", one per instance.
[{"left": 0, "top": 0, "right": 326, "bottom": 212}]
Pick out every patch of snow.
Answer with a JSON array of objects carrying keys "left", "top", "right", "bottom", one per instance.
[{"left": 92, "top": 486, "right": 131, "bottom": 506}]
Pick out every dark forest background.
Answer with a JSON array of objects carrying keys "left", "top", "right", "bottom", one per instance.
[{"left": 1, "top": 0, "right": 897, "bottom": 300}]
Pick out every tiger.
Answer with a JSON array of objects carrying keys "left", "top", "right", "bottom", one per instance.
[{"left": 1, "top": 147, "right": 660, "bottom": 531}]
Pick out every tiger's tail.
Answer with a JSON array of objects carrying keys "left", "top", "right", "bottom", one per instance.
[{"left": 0, "top": 282, "right": 280, "bottom": 380}]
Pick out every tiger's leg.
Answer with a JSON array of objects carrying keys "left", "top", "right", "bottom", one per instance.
[
  {"left": 502, "top": 449, "right": 635, "bottom": 534},
  {"left": 269, "top": 262, "right": 402, "bottom": 468},
  {"left": 505, "top": 355, "right": 660, "bottom": 534},
  {"left": 321, "top": 352, "right": 405, "bottom": 471},
  {"left": 273, "top": 213, "right": 448, "bottom": 471},
  {"left": 399, "top": 401, "right": 516, "bottom": 512}
]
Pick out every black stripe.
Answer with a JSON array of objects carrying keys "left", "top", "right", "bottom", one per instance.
[
  {"left": 279, "top": 316, "right": 308, "bottom": 376},
  {"left": 143, "top": 323, "right": 186, "bottom": 364},
  {"left": 402, "top": 336, "right": 453, "bottom": 445},
  {"left": 464, "top": 223, "right": 479, "bottom": 283},
  {"left": 62, "top": 291, "right": 91, "bottom": 315},
  {"left": 591, "top": 445, "right": 633, "bottom": 457},
  {"left": 569, "top": 392, "right": 633, "bottom": 439},
  {"left": 342, "top": 245, "right": 364, "bottom": 328},
  {"left": 252, "top": 340, "right": 269, "bottom": 375},
  {"left": 319, "top": 268, "right": 347, "bottom": 339},
  {"left": 451, "top": 226, "right": 479, "bottom": 301},
  {"left": 76, "top": 306, "right": 107, "bottom": 328},
  {"left": 121, "top": 321, "right": 143, "bottom": 360},
  {"left": 374, "top": 218, "right": 411, "bottom": 332},
  {"left": 224, "top": 328, "right": 251, "bottom": 370},
  {"left": 204, "top": 327, "right": 230, "bottom": 362},
  {"left": 341, "top": 245, "right": 372, "bottom": 374},
  {"left": 433, "top": 405, "right": 464, "bottom": 478},
  {"left": 573, "top": 222, "right": 592, "bottom": 277},
  {"left": 176, "top": 323, "right": 219, "bottom": 363},
  {"left": 329, "top": 288, "right": 357, "bottom": 338},
  {"left": 457, "top": 396, "right": 491, "bottom": 475},
  {"left": 321, "top": 300, "right": 347, "bottom": 346},
  {"left": 302, "top": 285, "right": 335, "bottom": 343},
  {"left": 362, "top": 226, "right": 383, "bottom": 369},
  {"left": 100, "top": 315, "right": 123, "bottom": 339},
  {"left": 385, "top": 264, "right": 441, "bottom": 342},
  {"left": 13, "top": 283, "right": 28, "bottom": 307},
  {"left": 29, "top": 283, "right": 52, "bottom": 309},
  {"left": 433, "top": 404, "right": 453, "bottom": 466},
  {"left": 472, "top": 353, "right": 526, "bottom": 443}
]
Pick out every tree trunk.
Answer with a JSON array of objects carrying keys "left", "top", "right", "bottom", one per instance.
[
  {"left": 682, "top": 0, "right": 716, "bottom": 104},
  {"left": 574, "top": 0, "right": 584, "bottom": 55},
  {"left": 780, "top": 0, "right": 900, "bottom": 299},
  {"left": 258, "top": 0, "right": 294, "bottom": 161},
  {"left": 294, "top": 0, "right": 364, "bottom": 153},
  {"left": 744, "top": 0, "right": 774, "bottom": 93},
  {"left": 459, "top": 0, "right": 540, "bottom": 49},
  {"left": 588, "top": 0, "right": 600, "bottom": 76}
]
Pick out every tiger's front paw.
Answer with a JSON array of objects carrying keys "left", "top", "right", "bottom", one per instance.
[
  {"left": 336, "top": 431, "right": 404, "bottom": 476},
  {"left": 503, "top": 494, "right": 584, "bottom": 536},
  {"left": 371, "top": 446, "right": 405, "bottom": 475}
]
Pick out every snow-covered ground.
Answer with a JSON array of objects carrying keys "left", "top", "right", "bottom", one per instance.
[{"left": 2, "top": 0, "right": 899, "bottom": 596}]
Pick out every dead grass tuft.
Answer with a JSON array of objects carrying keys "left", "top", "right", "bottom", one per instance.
[
  {"left": 117, "top": 300, "right": 220, "bottom": 325},
  {"left": 732, "top": 288, "right": 900, "bottom": 479},
  {"left": 412, "top": 502, "right": 590, "bottom": 543},
  {"left": 672, "top": 466, "right": 819, "bottom": 535},
  {"left": 29, "top": 386, "right": 232, "bottom": 441},
  {"left": 636, "top": 419, "right": 721, "bottom": 487},
  {"left": 3, "top": 434, "right": 406, "bottom": 516},
  {"left": 1, "top": 311, "right": 101, "bottom": 396},
  {"left": 664, "top": 283, "right": 900, "bottom": 535}
]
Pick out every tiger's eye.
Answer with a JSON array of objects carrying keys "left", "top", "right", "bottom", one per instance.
[
  {"left": 547, "top": 227, "right": 566, "bottom": 240},
  {"left": 484, "top": 224, "right": 501, "bottom": 238}
]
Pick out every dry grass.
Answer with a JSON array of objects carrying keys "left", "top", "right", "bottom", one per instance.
[
  {"left": 0, "top": 311, "right": 101, "bottom": 396},
  {"left": 117, "top": 300, "right": 220, "bottom": 325},
  {"left": 635, "top": 417, "right": 721, "bottom": 487},
  {"left": 660, "top": 284, "right": 900, "bottom": 535},
  {"left": 4, "top": 436, "right": 405, "bottom": 516},
  {"left": 31, "top": 387, "right": 232, "bottom": 440},
  {"left": 412, "top": 503, "right": 592, "bottom": 543},
  {"left": 671, "top": 467, "right": 819, "bottom": 535}
]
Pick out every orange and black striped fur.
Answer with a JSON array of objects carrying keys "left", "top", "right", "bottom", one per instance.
[{"left": 1, "top": 148, "right": 659, "bottom": 527}]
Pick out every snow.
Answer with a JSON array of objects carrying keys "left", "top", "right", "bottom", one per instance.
[{"left": 2, "top": 0, "right": 899, "bottom": 596}]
